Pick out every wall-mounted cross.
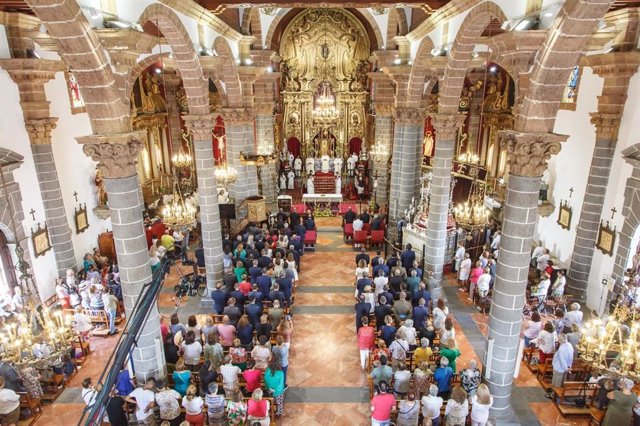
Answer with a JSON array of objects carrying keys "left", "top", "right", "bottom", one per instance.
[
  {"left": 73, "top": 191, "right": 78, "bottom": 202},
  {"left": 29, "top": 209, "right": 35, "bottom": 221},
  {"left": 611, "top": 206, "right": 618, "bottom": 219},
  {"left": 569, "top": 187, "right": 574, "bottom": 198}
]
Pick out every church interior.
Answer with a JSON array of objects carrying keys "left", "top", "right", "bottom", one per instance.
[{"left": 0, "top": 0, "right": 640, "bottom": 424}]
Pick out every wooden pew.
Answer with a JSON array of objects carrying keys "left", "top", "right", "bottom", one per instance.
[
  {"left": 551, "top": 381, "right": 598, "bottom": 417},
  {"left": 19, "top": 392, "right": 43, "bottom": 425}
]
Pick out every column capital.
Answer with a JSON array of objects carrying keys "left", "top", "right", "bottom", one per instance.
[
  {"left": 183, "top": 115, "right": 215, "bottom": 141},
  {"left": 375, "top": 104, "right": 394, "bottom": 117},
  {"left": 590, "top": 112, "right": 622, "bottom": 138},
  {"left": 24, "top": 118, "right": 58, "bottom": 145},
  {"left": 219, "top": 108, "right": 255, "bottom": 125},
  {"left": 499, "top": 130, "right": 567, "bottom": 177},
  {"left": 431, "top": 113, "right": 466, "bottom": 140},
  {"left": 77, "top": 131, "right": 146, "bottom": 179},
  {"left": 394, "top": 107, "right": 427, "bottom": 125},
  {"left": 255, "top": 103, "right": 275, "bottom": 116}
]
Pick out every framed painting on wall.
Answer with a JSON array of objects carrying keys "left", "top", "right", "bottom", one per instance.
[
  {"left": 74, "top": 204, "right": 89, "bottom": 234},
  {"left": 557, "top": 200, "right": 572, "bottom": 230},
  {"left": 595, "top": 220, "right": 616, "bottom": 257},
  {"left": 31, "top": 223, "right": 51, "bottom": 258}
]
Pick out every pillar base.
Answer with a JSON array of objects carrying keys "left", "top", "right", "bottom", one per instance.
[
  {"left": 489, "top": 404, "right": 518, "bottom": 425},
  {"left": 428, "top": 278, "right": 444, "bottom": 302},
  {"left": 199, "top": 296, "right": 214, "bottom": 309}
]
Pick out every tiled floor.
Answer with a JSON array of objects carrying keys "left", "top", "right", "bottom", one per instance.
[{"left": 31, "top": 220, "right": 578, "bottom": 425}]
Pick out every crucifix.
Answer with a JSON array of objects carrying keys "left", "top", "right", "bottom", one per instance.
[
  {"left": 611, "top": 206, "right": 617, "bottom": 220},
  {"left": 569, "top": 187, "right": 574, "bottom": 198},
  {"left": 29, "top": 209, "right": 35, "bottom": 221},
  {"left": 73, "top": 191, "right": 78, "bottom": 202}
]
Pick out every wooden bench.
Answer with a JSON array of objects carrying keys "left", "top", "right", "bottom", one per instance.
[
  {"left": 535, "top": 358, "right": 554, "bottom": 391},
  {"left": 19, "top": 392, "right": 43, "bottom": 425},
  {"left": 552, "top": 381, "right": 598, "bottom": 417}
]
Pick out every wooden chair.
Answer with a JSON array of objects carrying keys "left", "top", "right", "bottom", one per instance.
[
  {"left": 19, "top": 392, "right": 43, "bottom": 424},
  {"left": 552, "top": 381, "right": 598, "bottom": 417}
]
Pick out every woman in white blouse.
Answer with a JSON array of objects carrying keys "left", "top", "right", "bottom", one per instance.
[{"left": 530, "top": 321, "right": 557, "bottom": 365}]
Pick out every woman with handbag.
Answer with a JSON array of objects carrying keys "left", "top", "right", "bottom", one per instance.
[{"left": 264, "top": 354, "right": 286, "bottom": 417}]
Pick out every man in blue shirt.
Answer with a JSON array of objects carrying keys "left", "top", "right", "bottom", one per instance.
[
  {"left": 256, "top": 271, "right": 272, "bottom": 296},
  {"left": 433, "top": 356, "right": 454, "bottom": 399},
  {"left": 211, "top": 283, "right": 228, "bottom": 315},
  {"left": 547, "top": 334, "right": 574, "bottom": 398}
]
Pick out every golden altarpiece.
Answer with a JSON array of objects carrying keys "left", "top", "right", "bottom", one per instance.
[{"left": 279, "top": 9, "right": 371, "bottom": 159}]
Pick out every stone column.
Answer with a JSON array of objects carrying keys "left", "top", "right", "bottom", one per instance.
[
  {"left": 220, "top": 108, "right": 259, "bottom": 209},
  {"left": 255, "top": 105, "right": 277, "bottom": 203},
  {"left": 0, "top": 58, "right": 77, "bottom": 278},
  {"left": 388, "top": 108, "right": 426, "bottom": 240},
  {"left": 80, "top": 133, "right": 165, "bottom": 383},
  {"left": 486, "top": 131, "right": 564, "bottom": 419},
  {"left": 28, "top": 120, "right": 77, "bottom": 276},
  {"left": 183, "top": 115, "right": 224, "bottom": 291},
  {"left": 372, "top": 107, "right": 393, "bottom": 206},
  {"left": 424, "top": 113, "right": 466, "bottom": 298},
  {"left": 567, "top": 55, "right": 639, "bottom": 295}
]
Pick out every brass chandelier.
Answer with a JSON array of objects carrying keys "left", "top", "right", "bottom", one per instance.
[
  {"left": 453, "top": 167, "right": 489, "bottom": 230},
  {"left": 162, "top": 176, "right": 197, "bottom": 231}
]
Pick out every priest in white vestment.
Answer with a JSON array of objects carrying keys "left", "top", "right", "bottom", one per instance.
[
  {"left": 321, "top": 155, "right": 331, "bottom": 173},
  {"left": 306, "top": 176, "right": 315, "bottom": 194},
  {"left": 305, "top": 157, "right": 315, "bottom": 176},
  {"left": 334, "top": 157, "right": 343, "bottom": 174},
  {"left": 287, "top": 170, "right": 295, "bottom": 189},
  {"left": 294, "top": 157, "right": 302, "bottom": 177},
  {"left": 279, "top": 173, "right": 287, "bottom": 190},
  {"left": 335, "top": 173, "right": 342, "bottom": 194}
]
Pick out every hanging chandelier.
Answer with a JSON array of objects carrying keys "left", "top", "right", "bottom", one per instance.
[
  {"left": 215, "top": 163, "right": 238, "bottom": 188},
  {"left": 458, "top": 152, "right": 479, "bottom": 164},
  {"left": 172, "top": 150, "right": 192, "bottom": 169},
  {"left": 312, "top": 80, "right": 340, "bottom": 122},
  {"left": 162, "top": 177, "right": 197, "bottom": 231},
  {"left": 578, "top": 289, "right": 640, "bottom": 380},
  {"left": 453, "top": 173, "right": 489, "bottom": 229},
  {"left": 370, "top": 142, "right": 389, "bottom": 163}
]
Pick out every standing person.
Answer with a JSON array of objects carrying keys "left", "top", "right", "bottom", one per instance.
[
  {"left": 272, "top": 335, "right": 290, "bottom": 386},
  {"left": 546, "top": 334, "right": 574, "bottom": 398},
  {"left": 247, "top": 388, "right": 271, "bottom": 426},
  {"left": 453, "top": 242, "right": 465, "bottom": 274},
  {"left": 204, "top": 383, "right": 225, "bottom": 426},
  {"left": 0, "top": 376, "right": 20, "bottom": 426},
  {"left": 219, "top": 355, "right": 241, "bottom": 399},
  {"left": 470, "top": 383, "right": 493, "bottom": 426},
  {"left": 264, "top": 355, "right": 286, "bottom": 417},
  {"left": 444, "top": 385, "right": 468, "bottom": 425},
  {"left": 101, "top": 287, "right": 119, "bottom": 335},
  {"left": 421, "top": 384, "right": 444, "bottom": 426},
  {"left": 468, "top": 262, "right": 483, "bottom": 301},
  {"left": 181, "top": 331, "right": 203, "bottom": 371},
  {"left": 530, "top": 322, "right": 556, "bottom": 365},
  {"left": 434, "top": 357, "right": 454, "bottom": 399},
  {"left": 397, "top": 390, "right": 420, "bottom": 426},
  {"left": 154, "top": 379, "right": 182, "bottom": 426},
  {"left": 523, "top": 311, "right": 542, "bottom": 348},
  {"left": 602, "top": 378, "right": 637, "bottom": 426},
  {"left": 172, "top": 359, "right": 192, "bottom": 397},
  {"left": 357, "top": 316, "right": 376, "bottom": 370},
  {"left": 440, "top": 339, "right": 462, "bottom": 373},
  {"left": 460, "top": 360, "right": 481, "bottom": 397},
  {"left": 370, "top": 380, "right": 396, "bottom": 426},
  {"left": 125, "top": 378, "right": 157, "bottom": 426},
  {"left": 182, "top": 384, "right": 205, "bottom": 426},
  {"left": 432, "top": 299, "right": 449, "bottom": 333},
  {"left": 105, "top": 390, "right": 129, "bottom": 426},
  {"left": 458, "top": 253, "right": 471, "bottom": 292},
  {"left": 81, "top": 378, "right": 98, "bottom": 408},
  {"left": 370, "top": 355, "right": 393, "bottom": 388}
]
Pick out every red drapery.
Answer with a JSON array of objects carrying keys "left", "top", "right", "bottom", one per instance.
[
  {"left": 348, "top": 137, "right": 362, "bottom": 155},
  {"left": 287, "top": 137, "right": 301, "bottom": 159}
]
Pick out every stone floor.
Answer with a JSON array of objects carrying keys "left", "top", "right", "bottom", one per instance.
[{"left": 28, "top": 218, "right": 582, "bottom": 425}]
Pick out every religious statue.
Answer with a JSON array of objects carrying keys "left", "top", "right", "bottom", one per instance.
[
  {"left": 539, "top": 170, "right": 550, "bottom": 204},
  {"left": 294, "top": 157, "right": 302, "bottom": 177},
  {"left": 306, "top": 175, "right": 315, "bottom": 194},
  {"left": 305, "top": 157, "right": 315, "bottom": 176},
  {"left": 359, "top": 144, "right": 368, "bottom": 161},
  {"left": 321, "top": 154, "right": 331, "bottom": 174},
  {"left": 287, "top": 170, "right": 295, "bottom": 189},
  {"left": 335, "top": 173, "right": 342, "bottom": 194},
  {"left": 94, "top": 169, "right": 108, "bottom": 207},
  {"left": 217, "top": 188, "right": 229, "bottom": 204},
  {"left": 423, "top": 131, "right": 434, "bottom": 157},
  {"left": 279, "top": 172, "right": 287, "bottom": 191},
  {"left": 334, "top": 156, "right": 343, "bottom": 174}
]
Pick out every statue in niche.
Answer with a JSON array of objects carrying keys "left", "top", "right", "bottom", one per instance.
[
  {"left": 94, "top": 169, "right": 108, "bottom": 207},
  {"left": 314, "top": 129, "right": 336, "bottom": 157},
  {"left": 423, "top": 131, "right": 434, "bottom": 157},
  {"left": 142, "top": 74, "right": 166, "bottom": 113}
]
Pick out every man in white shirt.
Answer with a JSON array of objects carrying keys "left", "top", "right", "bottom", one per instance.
[
  {"left": 81, "top": 378, "right": 98, "bottom": 408},
  {"left": 536, "top": 249, "right": 551, "bottom": 274},
  {"left": 333, "top": 156, "right": 343, "bottom": 174},
  {"left": 564, "top": 302, "right": 583, "bottom": 328},
  {"left": 287, "top": 170, "right": 295, "bottom": 189},
  {"left": 220, "top": 355, "right": 242, "bottom": 398},
  {"left": 531, "top": 241, "right": 545, "bottom": 267},
  {"left": 453, "top": 242, "right": 465, "bottom": 273},
  {"left": 353, "top": 217, "right": 364, "bottom": 232},
  {"left": 294, "top": 156, "right": 302, "bottom": 177},
  {"left": 551, "top": 270, "right": 567, "bottom": 297},
  {"left": 490, "top": 230, "right": 501, "bottom": 252},
  {"left": 476, "top": 268, "right": 492, "bottom": 299},
  {"left": 125, "top": 378, "right": 157, "bottom": 425},
  {"left": 321, "top": 154, "right": 331, "bottom": 173},
  {"left": 306, "top": 176, "right": 315, "bottom": 194},
  {"left": 305, "top": 157, "right": 315, "bottom": 175},
  {"left": 0, "top": 376, "right": 20, "bottom": 424}
]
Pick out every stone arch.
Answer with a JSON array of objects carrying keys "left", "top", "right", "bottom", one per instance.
[
  {"left": 125, "top": 52, "right": 171, "bottom": 103},
  {"left": 396, "top": 8, "right": 408, "bottom": 36},
  {"left": 25, "top": 0, "right": 129, "bottom": 134},
  {"left": 386, "top": 8, "right": 399, "bottom": 42},
  {"left": 138, "top": 3, "right": 209, "bottom": 116},
  {"left": 439, "top": 1, "right": 508, "bottom": 113},
  {"left": 0, "top": 148, "right": 25, "bottom": 246},
  {"left": 613, "top": 145, "right": 640, "bottom": 281},
  {"left": 212, "top": 36, "right": 243, "bottom": 108},
  {"left": 515, "top": 0, "right": 613, "bottom": 133},
  {"left": 241, "top": 8, "right": 263, "bottom": 44},
  {"left": 406, "top": 36, "right": 436, "bottom": 108}
]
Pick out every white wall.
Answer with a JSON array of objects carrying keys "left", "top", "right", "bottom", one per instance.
[
  {"left": 0, "top": 68, "right": 110, "bottom": 301},
  {"left": 535, "top": 67, "right": 602, "bottom": 263}
]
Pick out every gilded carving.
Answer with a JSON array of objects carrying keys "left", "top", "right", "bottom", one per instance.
[
  {"left": 183, "top": 115, "right": 215, "bottom": 141},
  {"left": 499, "top": 131, "right": 566, "bottom": 177},
  {"left": 78, "top": 132, "right": 146, "bottom": 179},
  {"left": 24, "top": 118, "right": 58, "bottom": 145},
  {"left": 431, "top": 113, "right": 466, "bottom": 139}
]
